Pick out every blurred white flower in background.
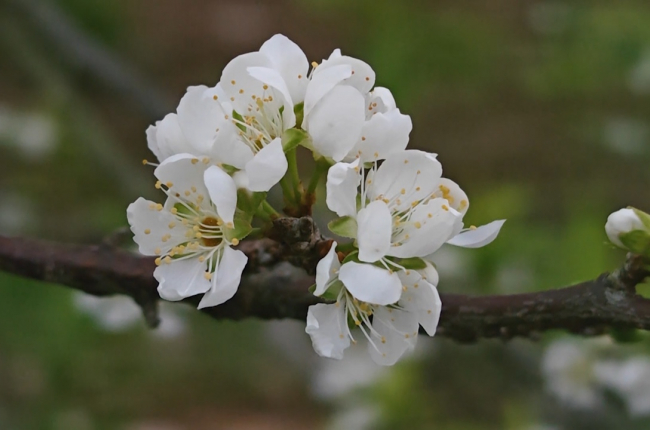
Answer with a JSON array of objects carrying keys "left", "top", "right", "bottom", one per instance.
[
  {"left": 0, "top": 192, "right": 36, "bottom": 235},
  {"left": 325, "top": 404, "right": 379, "bottom": 430},
  {"left": 0, "top": 107, "right": 57, "bottom": 161},
  {"left": 73, "top": 293, "right": 186, "bottom": 339},
  {"left": 629, "top": 48, "right": 650, "bottom": 95},
  {"left": 594, "top": 357, "right": 650, "bottom": 417},
  {"left": 541, "top": 338, "right": 608, "bottom": 409}
]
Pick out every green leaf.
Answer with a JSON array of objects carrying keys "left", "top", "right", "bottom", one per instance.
[
  {"left": 342, "top": 250, "right": 360, "bottom": 264},
  {"left": 631, "top": 207, "right": 650, "bottom": 231},
  {"left": 398, "top": 257, "right": 428, "bottom": 270},
  {"left": 226, "top": 216, "right": 253, "bottom": 241},
  {"left": 610, "top": 328, "right": 642, "bottom": 343},
  {"left": 281, "top": 128, "right": 309, "bottom": 152},
  {"left": 328, "top": 216, "right": 358, "bottom": 239},
  {"left": 619, "top": 229, "right": 650, "bottom": 255},
  {"left": 236, "top": 190, "right": 266, "bottom": 219}
]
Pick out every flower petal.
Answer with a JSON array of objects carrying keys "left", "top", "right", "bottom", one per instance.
[
  {"left": 155, "top": 154, "right": 210, "bottom": 206},
  {"left": 203, "top": 165, "right": 238, "bottom": 226},
  {"left": 306, "top": 303, "right": 351, "bottom": 359},
  {"left": 357, "top": 200, "right": 392, "bottom": 263},
  {"left": 434, "top": 178, "right": 469, "bottom": 215},
  {"left": 347, "top": 109, "right": 412, "bottom": 162},
  {"left": 315, "top": 241, "right": 340, "bottom": 296},
  {"left": 339, "top": 262, "right": 402, "bottom": 306},
  {"left": 220, "top": 52, "right": 273, "bottom": 114},
  {"left": 369, "top": 87, "right": 396, "bottom": 111},
  {"left": 177, "top": 85, "right": 230, "bottom": 154},
  {"left": 305, "top": 85, "right": 365, "bottom": 161},
  {"left": 368, "top": 307, "right": 418, "bottom": 366},
  {"left": 303, "top": 64, "right": 351, "bottom": 116},
  {"left": 127, "top": 197, "right": 188, "bottom": 256},
  {"left": 198, "top": 247, "right": 248, "bottom": 308},
  {"left": 368, "top": 150, "right": 443, "bottom": 212},
  {"left": 388, "top": 198, "right": 462, "bottom": 258},
  {"left": 155, "top": 257, "right": 211, "bottom": 301},
  {"left": 151, "top": 113, "right": 193, "bottom": 161},
  {"left": 247, "top": 66, "right": 296, "bottom": 128},
  {"left": 243, "top": 137, "right": 288, "bottom": 192},
  {"left": 447, "top": 220, "right": 506, "bottom": 248},
  {"left": 326, "top": 160, "right": 361, "bottom": 218},
  {"left": 398, "top": 266, "right": 441, "bottom": 336},
  {"left": 316, "top": 54, "right": 376, "bottom": 94},
  {"left": 259, "top": 34, "right": 309, "bottom": 103}
]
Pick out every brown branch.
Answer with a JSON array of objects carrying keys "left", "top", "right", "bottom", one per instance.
[{"left": 1, "top": 224, "right": 649, "bottom": 342}]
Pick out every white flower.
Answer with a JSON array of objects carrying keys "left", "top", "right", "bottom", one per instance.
[
  {"left": 306, "top": 242, "right": 441, "bottom": 366},
  {"left": 146, "top": 85, "right": 286, "bottom": 193},
  {"left": 127, "top": 154, "right": 248, "bottom": 309},
  {"left": 594, "top": 357, "right": 650, "bottom": 417},
  {"left": 303, "top": 50, "right": 411, "bottom": 162},
  {"left": 605, "top": 207, "right": 649, "bottom": 249}
]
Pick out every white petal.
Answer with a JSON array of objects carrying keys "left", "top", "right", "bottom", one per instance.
[
  {"left": 357, "top": 200, "right": 392, "bottom": 263},
  {"left": 447, "top": 220, "right": 506, "bottom": 248},
  {"left": 306, "top": 303, "right": 351, "bottom": 360},
  {"left": 177, "top": 85, "right": 229, "bottom": 154},
  {"left": 154, "top": 154, "right": 210, "bottom": 206},
  {"left": 153, "top": 113, "right": 193, "bottom": 160},
  {"left": 368, "top": 307, "right": 418, "bottom": 366},
  {"left": 127, "top": 197, "right": 187, "bottom": 255},
  {"left": 203, "top": 165, "right": 238, "bottom": 225},
  {"left": 368, "top": 150, "right": 443, "bottom": 212},
  {"left": 388, "top": 198, "right": 461, "bottom": 258},
  {"left": 326, "top": 160, "right": 361, "bottom": 218},
  {"left": 348, "top": 109, "right": 412, "bottom": 162},
  {"left": 370, "top": 87, "right": 396, "bottom": 110},
  {"left": 220, "top": 52, "right": 273, "bottom": 114},
  {"left": 305, "top": 85, "right": 365, "bottom": 161},
  {"left": 339, "top": 262, "right": 402, "bottom": 306},
  {"left": 198, "top": 247, "right": 248, "bottom": 309},
  {"left": 316, "top": 54, "right": 376, "bottom": 94},
  {"left": 303, "top": 64, "right": 352, "bottom": 116},
  {"left": 155, "top": 257, "right": 211, "bottom": 301},
  {"left": 315, "top": 241, "right": 340, "bottom": 296},
  {"left": 243, "top": 138, "right": 288, "bottom": 192},
  {"left": 145, "top": 124, "right": 162, "bottom": 161},
  {"left": 398, "top": 268, "right": 441, "bottom": 336},
  {"left": 434, "top": 178, "right": 469, "bottom": 215},
  {"left": 247, "top": 66, "right": 296, "bottom": 128},
  {"left": 259, "top": 34, "right": 309, "bottom": 103}
]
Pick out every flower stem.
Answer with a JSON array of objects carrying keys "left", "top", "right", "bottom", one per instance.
[
  {"left": 260, "top": 200, "right": 279, "bottom": 218},
  {"left": 307, "top": 158, "right": 330, "bottom": 196},
  {"left": 287, "top": 148, "right": 302, "bottom": 204}
]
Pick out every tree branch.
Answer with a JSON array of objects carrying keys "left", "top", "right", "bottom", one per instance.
[{"left": 1, "top": 221, "right": 649, "bottom": 342}]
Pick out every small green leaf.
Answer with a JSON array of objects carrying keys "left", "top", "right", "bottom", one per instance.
[
  {"left": 610, "top": 328, "right": 642, "bottom": 343},
  {"left": 226, "top": 216, "right": 253, "bottom": 241},
  {"left": 342, "top": 250, "right": 360, "bottom": 264},
  {"left": 282, "top": 128, "right": 309, "bottom": 152},
  {"left": 631, "top": 207, "right": 650, "bottom": 231},
  {"left": 328, "top": 216, "right": 358, "bottom": 239},
  {"left": 619, "top": 229, "right": 650, "bottom": 255},
  {"left": 399, "top": 257, "right": 428, "bottom": 270},
  {"left": 236, "top": 190, "right": 266, "bottom": 219}
]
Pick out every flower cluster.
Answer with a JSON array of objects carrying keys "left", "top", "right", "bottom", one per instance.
[{"left": 127, "top": 34, "right": 504, "bottom": 366}]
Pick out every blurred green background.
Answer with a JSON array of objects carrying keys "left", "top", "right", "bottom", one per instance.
[{"left": 1, "top": 0, "right": 650, "bottom": 429}]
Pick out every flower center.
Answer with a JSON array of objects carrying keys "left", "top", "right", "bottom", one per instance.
[
  {"left": 231, "top": 91, "right": 284, "bottom": 153},
  {"left": 200, "top": 216, "right": 223, "bottom": 247}
]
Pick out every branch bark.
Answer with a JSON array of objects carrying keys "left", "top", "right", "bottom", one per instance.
[{"left": 1, "top": 226, "right": 649, "bottom": 343}]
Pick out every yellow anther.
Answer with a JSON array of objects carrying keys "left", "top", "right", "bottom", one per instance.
[
  {"left": 184, "top": 190, "right": 191, "bottom": 197},
  {"left": 154, "top": 247, "right": 162, "bottom": 255},
  {"left": 239, "top": 89, "right": 244, "bottom": 94},
  {"left": 155, "top": 204, "right": 163, "bottom": 211},
  {"left": 198, "top": 256, "right": 205, "bottom": 262},
  {"left": 339, "top": 334, "right": 344, "bottom": 339},
  {"left": 263, "top": 84, "right": 268, "bottom": 90},
  {"left": 427, "top": 310, "right": 432, "bottom": 314},
  {"left": 144, "top": 229, "right": 151, "bottom": 235},
  {"left": 191, "top": 186, "right": 197, "bottom": 193},
  {"left": 171, "top": 208, "right": 178, "bottom": 215},
  {"left": 166, "top": 182, "right": 173, "bottom": 188},
  {"left": 355, "top": 321, "right": 361, "bottom": 326},
  {"left": 204, "top": 272, "right": 212, "bottom": 280},
  {"left": 155, "top": 181, "right": 162, "bottom": 189},
  {"left": 224, "top": 114, "right": 229, "bottom": 120},
  {"left": 470, "top": 225, "right": 477, "bottom": 230},
  {"left": 405, "top": 334, "right": 410, "bottom": 338},
  {"left": 181, "top": 219, "right": 188, "bottom": 225},
  {"left": 414, "top": 283, "right": 419, "bottom": 288},
  {"left": 193, "top": 225, "right": 200, "bottom": 232},
  {"left": 460, "top": 200, "right": 468, "bottom": 209},
  {"left": 442, "top": 204, "right": 449, "bottom": 211},
  {"left": 195, "top": 232, "right": 202, "bottom": 239},
  {"left": 226, "top": 222, "right": 234, "bottom": 229},
  {"left": 416, "top": 170, "right": 421, "bottom": 174},
  {"left": 155, "top": 257, "right": 162, "bottom": 266},
  {"left": 404, "top": 159, "right": 409, "bottom": 164},
  {"left": 230, "top": 97, "right": 235, "bottom": 101},
  {"left": 161, "top": 234, "right": 170, "bottom": 242},
  {"left": 400, "top": 188, "right": 406, "bottom": 195},
  {"left": 365, "top": 76, "right": 370, "bottom": 81},
  {"left": 191, "top": 158, "right": 199, "bottom": 164},
  {"left": 381, "top": 336, "right": 386, "bottom": 344},
  {"left": 298, "top": 74, "right": 302, "bottom": 79},
  {"left": 416, "top": 187, "right": 421, "bottom": 191},
  {"left": 168, "top": 222, "right": 176, "bottom": 229},
  {"left": 311, "top": 61, "right": 319, "bottom": 68},
  {"left": 374, "top": 152, "right": 379, "bottom": 158},
  {"left": 361, "top": 136, "right": 366, "bottom": 141},
  {"left": 231, "top": 238, "right": 239, "bottom": 246},
  {"left": 414, "top": 222, "right": 421, "bottom": 229},
  {"left": 213, "top": 95, "right": 218, "bottom": 100},
  {"left": 231, "top": 80, "right": 236, "bottom": 85},
  {"left": 402, "top": 285, "right": 407, "bottom": 292},
  {"left": 142, "top": 159, "right": 148, "bottom": 165},
  {"left": 427, "top": 213, "right": 432, "bottom": 218}
]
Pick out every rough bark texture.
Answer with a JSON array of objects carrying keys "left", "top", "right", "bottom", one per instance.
[{"left": 1, "top": 218, "right": 649, "bottom": 343}]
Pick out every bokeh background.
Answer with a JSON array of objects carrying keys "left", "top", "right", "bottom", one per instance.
[{"left": 1, "top": 0, "right": 650, "bottom": 429}]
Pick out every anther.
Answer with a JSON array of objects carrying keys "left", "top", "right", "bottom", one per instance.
[
  {"left": 191, "top": 158, "right": 199, "bottom": 165},
  {"left": 155, "top": 181, "right": 162, "bottom": 189},
  {"left": 144, "top": 229, "right": 151, "bottom": 235},
  {"left": 231, "top": 238, "right": 239, "bottom": 246},
  {"left": 204, "top": 272, "right": 212, "bottom": 280}
]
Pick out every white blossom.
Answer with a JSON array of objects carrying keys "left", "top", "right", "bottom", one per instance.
[
  {"left": 127, "top": 155, "right": 248, "bottom": 309},
  {"left": 306, "top": 242, "right": 441, "bottom": 366},
  {"left": 605, "top": 207, "right": 649, "bottom": 249}
]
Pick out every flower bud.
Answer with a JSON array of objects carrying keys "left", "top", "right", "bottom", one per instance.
[{"left": 605, "top": 207, "right": 650, "bottom": 253}]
